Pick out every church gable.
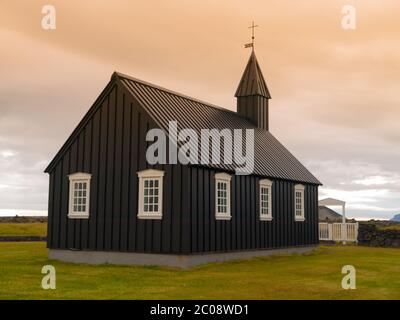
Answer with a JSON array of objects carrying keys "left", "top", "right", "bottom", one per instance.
[{"left": 45, "top": 75, "right": 160, "bottom": 174}]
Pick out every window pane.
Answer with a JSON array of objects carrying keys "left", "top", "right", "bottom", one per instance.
[
  {"left": 295, "top": 189, "right": 303, "bottom": 217},
  {"left": 260, "top": 185, "right": 272, "bottom": 218},
  {"left": 216, "top": 180, "right": 230, "bottom": 215}
]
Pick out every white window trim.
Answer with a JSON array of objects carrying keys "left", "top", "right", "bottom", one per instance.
[
  {"left": 68, "top": 172, "right": 91, "bottom": 219},
  {"left": 259, "top": 179, "right": 273, "bottom": 221},
  {"left": 215, "top": 172, "right": 232, "bottom": 220},
  {"left": 294, "top": 184, "right": 305, "bottom": 221},
  {"left": 137, "top": 169, "right": 164, "bottom": 220}
]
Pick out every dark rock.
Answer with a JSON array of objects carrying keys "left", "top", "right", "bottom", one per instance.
[{"left": 358, "top": 222, "right": 400, "bottom": 248}]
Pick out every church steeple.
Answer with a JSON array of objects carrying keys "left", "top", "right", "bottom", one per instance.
[{"left": 235, "top": 50, "right": 271, "bottom": 131}]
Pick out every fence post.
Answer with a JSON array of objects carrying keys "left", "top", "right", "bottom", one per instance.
[
  {"left": 328, "top": 224, "right": 332, "bottom": 240},
  {"left": 355, "top": 222, "right": 359, "bottom": 243},
  {"left": 342, "top": 223, "right": 347, "bottom": 244}
]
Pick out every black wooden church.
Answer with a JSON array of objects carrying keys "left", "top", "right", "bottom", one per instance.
[{"left": 45, "top": 50, "right": 321, "bottom": 267}]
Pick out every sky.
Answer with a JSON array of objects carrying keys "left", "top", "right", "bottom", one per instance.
[{"left": 0, "top": 0, "right": 399, "bottom": 219}]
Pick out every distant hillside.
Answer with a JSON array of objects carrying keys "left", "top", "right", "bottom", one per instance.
[{"left": 390, "top": 214, "right": 400, "bottom": 222}]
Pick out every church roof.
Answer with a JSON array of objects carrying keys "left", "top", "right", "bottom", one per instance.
[
  {"left": 45, "top": 70, "right": 320, "bottom": 185},
  {"left": 318, "top": 206, "right": 343, "bottom": 221},
  {"left": 117, "top": 72, "right": 320, "bottom": 185},
  {"left": 235, "top": 51, "right": 271, "bottom": 98}
]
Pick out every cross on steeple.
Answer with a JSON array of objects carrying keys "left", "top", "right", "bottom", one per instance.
[{"left": 248, "top": 21, "right": 258, "bottom": 48}]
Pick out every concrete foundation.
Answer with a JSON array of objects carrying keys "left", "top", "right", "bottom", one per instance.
[{"left": 49, "top": 246, "right": 317, "bottom": 268}]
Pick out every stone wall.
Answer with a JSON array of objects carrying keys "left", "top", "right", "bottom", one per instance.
[
  {"left": 0, "top": 236, "right": 46, "bottom": 242},
  {"left": 0, "top": 216, "right": 47, "bottom": 223},
  {"left": 358, "top": 223, "right": 400, "bottom": 247}
]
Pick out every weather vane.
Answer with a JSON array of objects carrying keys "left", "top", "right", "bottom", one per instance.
[{"left": 244, "top": 21, "right": 258, "bottom": 49}]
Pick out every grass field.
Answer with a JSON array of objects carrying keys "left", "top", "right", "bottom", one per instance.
[
  {"left": 377, "top": 224, "right": 400, "bottom": 231},
  {"left": 0, "top": 242, "right": 399, "bottom": 300},
  {"left": 0, "top": 223, "right": 47, "bottom": 237}
]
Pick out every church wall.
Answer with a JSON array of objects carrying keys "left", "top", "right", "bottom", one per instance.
[{"left": 187, "top": 166, "right": 319, "bottom": 253}]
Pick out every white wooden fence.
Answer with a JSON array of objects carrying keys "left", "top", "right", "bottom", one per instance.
[{"left": 319, "top": 222, "right": 358, "bottom": 242}]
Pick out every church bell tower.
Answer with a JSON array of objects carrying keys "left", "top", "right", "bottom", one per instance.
[{"left": 235, "top": 22, "right": 271, "bottom": 131}]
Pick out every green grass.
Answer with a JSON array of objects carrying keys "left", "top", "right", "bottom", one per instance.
[
  {"left": 0, "top": 242, "right": 399, "bottom": 299},
  {"left": 0, "top": 223, "right": 47, "bottom": 237}
]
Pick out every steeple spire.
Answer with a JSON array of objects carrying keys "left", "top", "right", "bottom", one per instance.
[
  {"left": 235, "top": 50, "right": 271, "bottom": 131},
  {"left": 235, "top": 50, "right": 271, "bottom": 98}
]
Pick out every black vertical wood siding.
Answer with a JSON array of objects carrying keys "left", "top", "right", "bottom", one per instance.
[
  {"left": 237, "top": 95, "right": 269, "bottom": 131},
  {"left": 47, "top": 79, "right": 319, "bottom": 254},
  {"left": 185, "top": 167, "right": 318, "bottom": 253}
]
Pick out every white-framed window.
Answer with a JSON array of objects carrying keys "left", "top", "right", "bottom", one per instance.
[
  {"left": 68, "top": 172, "right": 91, "bottom": 219},
  {"left": 294, "top": 184, "right": 305, "bottom": 221},
  {"left": 215, "top": 172, "right": 232, "bottom": 220},
  {"left": 137, "top": 169, "right": 164, "bottom": 220},
  {"left": 259, "top": 179, "right": 273, "bottom": 221}
]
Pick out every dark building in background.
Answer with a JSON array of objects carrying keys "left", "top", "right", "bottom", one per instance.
[
  {"left": 318, "top": 206, "right": 343, "bottom": 222},
  {"left": 45, "top": 50, "right": 321, "bottom": 267}
]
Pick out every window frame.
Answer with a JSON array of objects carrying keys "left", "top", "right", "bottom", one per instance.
[
  {"left": 259, "top": 179, "right": 273, "bottom": 221},
  {"left": 137, "top": 169, "right": 164, "bottom": 220},
  {"left": 294, "top": 184, "right": 305, "bottom": 221},
  {"left": 68, "top": 172, "right": 91, "bottom": 219},
  {"left": 215, "top": 172, "right": 232, "bottom": 220}
]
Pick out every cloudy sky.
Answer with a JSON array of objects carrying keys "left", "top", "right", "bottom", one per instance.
[{"left": 0, "top": 0, "right": 399, "bottom": 219}]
